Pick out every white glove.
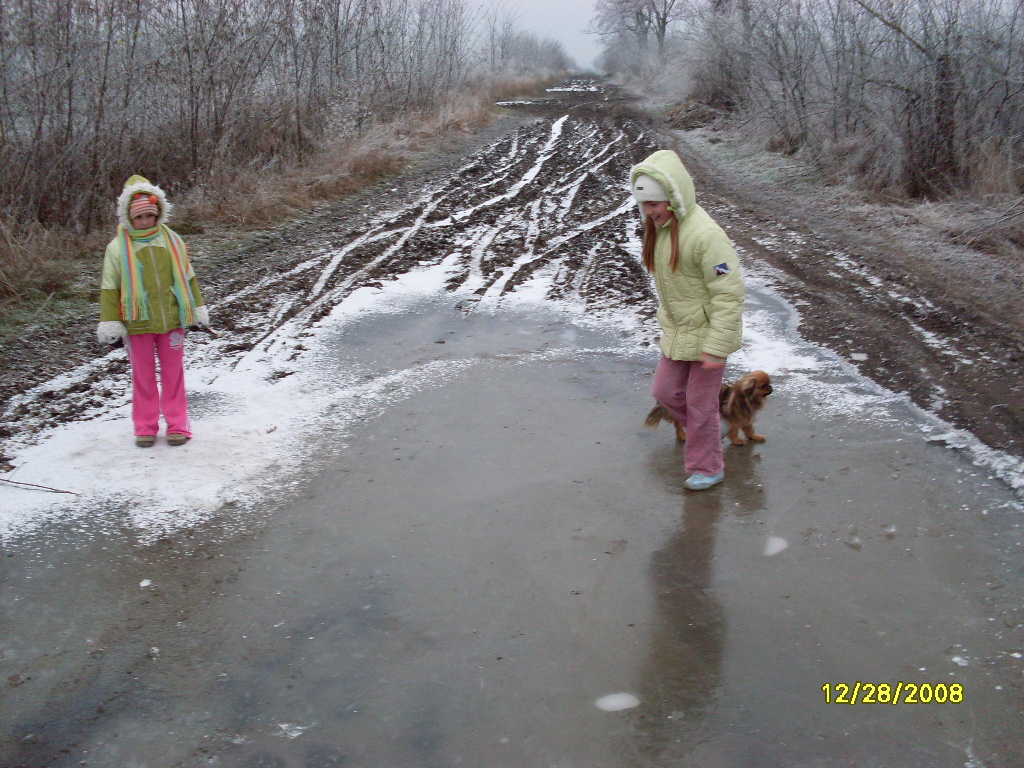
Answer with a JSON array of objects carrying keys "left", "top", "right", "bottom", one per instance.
[
  {"left": 97, "top": 320, "right": 127, "bottom": 345},
  {"left": 193, "top": 305, "right": 210, "bottom": 328}
]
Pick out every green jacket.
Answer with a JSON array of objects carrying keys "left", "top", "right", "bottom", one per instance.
[
  {"left": 631, "top": 150, "right": 744, "bottom": 361},
  {"left": 99, "top": 176, "right": 204, "bottom": 334},
  {"left": 99, "top": 231, "right": 204, "bottom": 334}
]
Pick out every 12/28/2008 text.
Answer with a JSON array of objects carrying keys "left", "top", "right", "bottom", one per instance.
[{"left": 822, "top": 682, "right": 963, "bottom": 705}]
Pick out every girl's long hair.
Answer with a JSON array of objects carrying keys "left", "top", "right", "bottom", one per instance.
[{"left": 641, "top": 214, "right": 679, "bottom": 272}]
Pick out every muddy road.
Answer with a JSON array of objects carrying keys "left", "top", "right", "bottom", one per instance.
[{"left": 2, "top": 77, "right": 1024, "bottom": 767}]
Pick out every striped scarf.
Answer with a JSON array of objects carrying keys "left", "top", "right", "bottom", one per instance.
[{"left": 118, "top": 224, "right": 197, "bottom": 326}]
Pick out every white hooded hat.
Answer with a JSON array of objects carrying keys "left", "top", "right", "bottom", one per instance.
[{"left": 631, "top": 173, "right": 669, "bottom": 203}]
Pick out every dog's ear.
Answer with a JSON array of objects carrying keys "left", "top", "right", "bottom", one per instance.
[
  {"left": 739, "top": 374, "right": 758, "bottom": 397},
  {"left": 751, "top": 371, "right": 772, "bottom": 392}
]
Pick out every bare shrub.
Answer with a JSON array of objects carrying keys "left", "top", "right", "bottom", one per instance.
[{"left": 818, "top": 131, "right": 906, "bottom": 197}]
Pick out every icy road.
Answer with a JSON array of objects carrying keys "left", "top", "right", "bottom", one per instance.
[{"left": 1, "top": 78, "right": 1023, "bottom": 767}]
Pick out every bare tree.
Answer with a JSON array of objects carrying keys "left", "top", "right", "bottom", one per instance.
[
  {"left": 592, "top": 0, "right": 682, "bottom": 57},
  {"left": 667, "top": 0, "right": 1024, "bottom": 196},
  {"left": 0, "top": 0, "right": 576, "bottom": 240},
  {"left": 478, "top": 2, "right": 571, "bottom": 75}
]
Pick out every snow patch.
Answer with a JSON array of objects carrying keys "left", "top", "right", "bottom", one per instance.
[
  {"left": 764, "top": 536, "right": 789, "bottom": 556},
  {"left": 595, "top": 692, "right": 640, "bottom": 711}
]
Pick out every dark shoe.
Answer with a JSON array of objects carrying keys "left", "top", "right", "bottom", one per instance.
[
  {"left": 136, "top": 435, "right": 156, "bottom": 448},
  {"left": 167, "top": 433, "right": 190, "bottom": 446}
]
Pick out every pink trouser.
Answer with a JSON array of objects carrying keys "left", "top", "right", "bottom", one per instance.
[
  {"left": 652, "top": 355, "right": 726, "bottom": 476},
  {"left": 127, "top": 330, "right": 191, "bottom": 437}
]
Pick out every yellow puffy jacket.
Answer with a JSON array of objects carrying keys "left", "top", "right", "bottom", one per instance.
[{"left": 630, "top": 150, "right": 744, "bottom": 361}]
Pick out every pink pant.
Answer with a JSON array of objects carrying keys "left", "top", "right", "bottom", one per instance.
[
  {"left": 127, "top": 330, "right": 191, "bottom": 437},
  {"left": 652, "top": 355, "right": 725, "bottom": 476}
]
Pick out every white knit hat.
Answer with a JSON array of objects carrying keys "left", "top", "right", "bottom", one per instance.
[{"left": 632, "top": 174, "right": 669, "bottom": 203}]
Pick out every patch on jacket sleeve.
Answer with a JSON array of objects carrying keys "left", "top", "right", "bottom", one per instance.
[{"left": 714, "top": 262, "right": 731, "bottom": 276}]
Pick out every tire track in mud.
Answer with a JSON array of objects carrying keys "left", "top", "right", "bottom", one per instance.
[
  {"left": 228, "top": 102, "right": 658, "bottom": 369},
  {"left": 0, "top": 78, "right": 661, "bottom": 449}
]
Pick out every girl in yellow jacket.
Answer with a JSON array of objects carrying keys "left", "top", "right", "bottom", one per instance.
[
  {"left": 97, "top": 176, "right": 210, "bottom": 448},
  {"left": 630, "top": 150, "right": 745, "bottom": 490}
]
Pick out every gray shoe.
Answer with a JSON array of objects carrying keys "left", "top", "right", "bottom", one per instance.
[
  {"left": 683, "top": 472, "right": 724, "bottom": 491},
  {"left": 167, "top": 433, "right": 190, "bottom": 446},
  {"left": 136, "top": 435, "right": 156, "bottom": 448}
]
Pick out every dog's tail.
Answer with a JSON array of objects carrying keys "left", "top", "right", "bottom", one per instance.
[{"left": 643, "top": 403, "right": 669, "bottom": 429}]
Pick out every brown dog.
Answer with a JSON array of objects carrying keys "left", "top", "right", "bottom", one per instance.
[{"left": 643, "top": 370, "right": 773, "bottom": 446}]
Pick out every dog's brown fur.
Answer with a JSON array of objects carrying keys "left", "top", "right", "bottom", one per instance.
[{"left": 643, "top": 370, "right": 773, "bottom": 446}]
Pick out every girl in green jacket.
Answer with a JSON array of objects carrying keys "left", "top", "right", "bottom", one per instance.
[
  {"left": 97, "top": 176, "right": 210, "bottom": 448},
  {"left": 630, "top": 150, "right": 745, "bottom": 490}
]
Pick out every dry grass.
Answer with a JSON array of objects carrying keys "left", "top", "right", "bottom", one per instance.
[
  {"left": 174, "top": 75, "right": 546, "bottom": 232},
  {"left": 0, "top": 220, "right": 104, "bottom": 301},
  {"left": 938, "top": 197, "right": 1024, "bottom": 256},
  {"left": 968, "top": 139, "right": 1021, "bottom": 197}
]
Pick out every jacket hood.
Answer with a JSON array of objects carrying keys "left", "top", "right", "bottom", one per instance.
[
  {"left": 117, "top": 175, "right": 172, "bottom": 230},
  {"left": 629, "top": 150, "right": 696, "bottom": 222}
]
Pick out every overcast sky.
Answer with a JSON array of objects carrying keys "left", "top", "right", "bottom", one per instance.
[{"left": 500, "top": 0, "right": 602, "bottom": 70}]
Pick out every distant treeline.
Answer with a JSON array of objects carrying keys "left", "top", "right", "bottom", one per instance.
[
  {"left": 0, "top": 0, "right": 571, "bottom": 234},
  {"left": 594, "top": 0, "right": 1024, "bottom": 198}
]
